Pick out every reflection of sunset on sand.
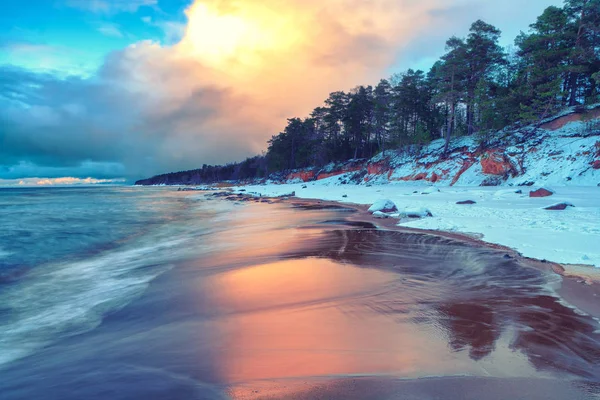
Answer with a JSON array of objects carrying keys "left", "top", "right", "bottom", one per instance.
[
  {"left": 210, "top": 259, "right": 460, "bottom": 381},
  {"left": 177, "top": 199, "right": 599, "bottom": 398}
]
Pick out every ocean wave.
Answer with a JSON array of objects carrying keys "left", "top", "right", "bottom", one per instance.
[
  {"left": 0, "top": 229, "right": 197, "bottom": 368},
  {"left": 0, "top": 247, "right": 12, "bottom": 259}
]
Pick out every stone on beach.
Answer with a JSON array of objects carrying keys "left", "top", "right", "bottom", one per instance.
[
  {"left": 368, "top": 199, "right": 398, "bottom": 213},
  {"left": 457, "top": 200, "right": 477, "bottom": 205},
  {"left": 372, "top": 211, "right": 389, "bottom": 219},
  {"left": 544, "top": 202, "right": 574, "bottom": 211},
  {"left": 529, "top": 188, "right": 554, "bottom": 198},
  {"left": 400, "top": 207, "right": 433, "bottom": 218}
]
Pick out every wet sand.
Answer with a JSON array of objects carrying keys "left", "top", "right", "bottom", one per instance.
[
  {"left": 0, "top": 196, "right": 599, "bottom": 399},
  {"left": 290, "top": 197, "right": 600, "bottom": 320}
]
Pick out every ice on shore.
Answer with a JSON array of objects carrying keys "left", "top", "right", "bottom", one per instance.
[
  {"left": 232, "top": 183, "right": 600, "bottom": 269},
  {"left": 368, "top": 199, "right": 398, "bottom": 213},
  {"left": 399, "top": 207, "right": 433, "bottom": 218}
]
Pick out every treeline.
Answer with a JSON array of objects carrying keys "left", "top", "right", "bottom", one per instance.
[
  {"left": 134, "top": 156, "right": 268, "bottom": 185},
  {"left": 138, "top": 0, "right": 600, "bottom": 185}
]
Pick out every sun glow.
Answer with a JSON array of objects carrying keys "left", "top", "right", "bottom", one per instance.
[{"left": 178, "top": 2, "right": 305, "bottom": 71}]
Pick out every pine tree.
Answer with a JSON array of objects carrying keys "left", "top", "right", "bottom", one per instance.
[
  {"left": 373, "top": 79, "right": 392, "bottom": 155},
  {"left": 563, "top": 0, "right": 600, "bottom": 104},
  {"left": 464, "top": 20, "right": 505, "bottom": 135},
  {"left": 516, "top": 6, "right": 570, "bottom": 123},
  {"left": 433, "top": 37, "right": 468, "bottom": 153}
]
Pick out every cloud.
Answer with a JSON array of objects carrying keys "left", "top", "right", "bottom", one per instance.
[
  {"left": 0, "top": 177, "right": 126, "bottom": 187},
  {"left": 2, "top": 0, "right": 560, "bottom": 181},
  {"left": 96, "top": 23, "right": 124, "bottom": 38},
  {"left": 63, "top": 0, "right": 157, "bottom": 14}
]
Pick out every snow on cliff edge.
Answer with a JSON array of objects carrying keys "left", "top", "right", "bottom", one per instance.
[{"left": 234, "top": 110, "right": 600, "bottom": 268}]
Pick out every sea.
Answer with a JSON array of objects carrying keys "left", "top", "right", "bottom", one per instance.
[{"left": 0, "top": 186, "right": 599, "bottom": 399}]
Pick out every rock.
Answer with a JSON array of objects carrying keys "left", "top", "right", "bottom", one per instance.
[
  {"left": 278, "top": 191, "right": 296, "bottom": 197},
  {"left": 456, "top": 200, "right": 476, "bottom": 205},
  {"left": 342, "top": 194, "right": 348, "bottom": 198},
  {"left": 544, "top": 202, "right": 574, "bottom": 210},
  {"left": 372, "top": 211, "right": 389, "bottom": 219},
  {"left": 480, "top": 176, "right": 502, "bottom": 186},
  {"left": 515, "top": 190, "right": 523, "bottom": 194},
  {"left": 399, "top": 207, "right": 433, "bottom": 218},
  {"left": 529, "top": 188, "right": 554, "bottom": 198},
  {"left": 368, "top": 199, "right": 398, "bottom": 213},
  {"left": 480, "top": 150, "right": 517, "bottom": 176},
  {"left": 503, "top": 254, "right": 512, "bottom": 259},
  {"left": 301, "top": 185, "right": 307, "bottom": 189},
  {"left": 592, "top": 160, "right": 600, "bottom": 170}
]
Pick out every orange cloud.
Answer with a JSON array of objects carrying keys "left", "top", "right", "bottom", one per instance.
[{"left": 104, "top": 0, "right": 448, "bottom": 170}]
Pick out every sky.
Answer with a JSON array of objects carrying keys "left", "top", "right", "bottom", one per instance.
[{"left": 0, "top": 0, "right": 562, "bottom": 185}]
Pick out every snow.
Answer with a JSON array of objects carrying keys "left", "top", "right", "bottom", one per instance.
[
  {"left": 399, "top": 207, "right": 433, "bottom": 218},
  {"left": 232, "top": 183, "right": 600, "bottom": 269},
  {"left": 421, "top": 187, "right": 440, "bottom": 195},
  {"left": 368, "top": 199, "right": 397, "bottom": 213},
  {"left": 227, "top": 111, "right": 600, "bottom": 269},
  {"left": 372, "top": 211, "right": 389, "bottom": 219}
]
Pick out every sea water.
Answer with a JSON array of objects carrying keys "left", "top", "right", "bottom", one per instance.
[{"left": 0, "top": 186, "right": 233, "bottom": 366}]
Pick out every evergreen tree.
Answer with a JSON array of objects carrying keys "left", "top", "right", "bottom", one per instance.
[
  {"left": 373, "top": 79, "right": 392, "bottom": 155},
  {"left": 516, "top": 6, "right": 570, "bottom": 123},
  {"left": 433, "top": 37, "right": 468, "bottom": 153},
  {"left": 464, "top": 20, "right": 505, "bottom": 135}
]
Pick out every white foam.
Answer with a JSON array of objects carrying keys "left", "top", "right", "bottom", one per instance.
[
  {"left": 0, "top": 247, "right": 12, "bottom": 259},
  {"left": 0, "top": 228, "right": 201, "bottom": 367}
]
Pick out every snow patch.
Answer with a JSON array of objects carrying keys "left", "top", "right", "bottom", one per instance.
[{"left": 368, "top": 199, "right": 398, "bottom": 213}]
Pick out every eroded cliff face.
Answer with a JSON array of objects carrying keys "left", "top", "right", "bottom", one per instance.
[
  {"left": 277, "top": 109, "right": 600, "bottom": 188},
  {"left": 136, "top": 107, "right": 600, "bottom": 187}
]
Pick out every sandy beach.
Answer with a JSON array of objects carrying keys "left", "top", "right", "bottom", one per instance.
[{"left": 1, "top": 190, "right": 599, "bottom": 399}]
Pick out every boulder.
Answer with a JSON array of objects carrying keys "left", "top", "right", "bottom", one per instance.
[
  {"left": 529, "top": 188, "right": 554, "bottom": 198},
  {"left": 544, "top": 202, "right": 574, "bottom": 211},
  {"left": 399, "top": 207, "right": 433, "bottom": 218},
  {"left": 372, "top": 211, "right": 389, "bottom": 219},
  {"left": 368, "top": 199, "right": 398, "bottom": 213},
  {"left": 456, "top": 200, "right": 476, "bottom": 205},
  {"left": 592, "top": 160, "right": 600, "bottom": 170}
]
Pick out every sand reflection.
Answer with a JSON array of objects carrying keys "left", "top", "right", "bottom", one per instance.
[
  {"left": 203, "top": 258, "right": 541, "bottom": 386},
  {"left": 187, "top": 200, "right": 600, "bottom": 397}
]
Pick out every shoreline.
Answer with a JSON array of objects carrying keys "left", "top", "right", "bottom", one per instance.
[
  {"left": 308, "top": 197, "right": 600, "bottom": 320},
  {"left": 218, "top": 189, "right": 600, "bottom": 320}
]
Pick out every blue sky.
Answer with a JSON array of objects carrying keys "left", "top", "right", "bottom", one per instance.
[
  {"left": 0, "top": 0, "right": 190, "bottom": 75},
  {"left": 0, "top": 0, "right": 562, "bottom": 185}
]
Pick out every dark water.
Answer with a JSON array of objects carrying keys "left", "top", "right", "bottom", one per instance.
[{"left": 0, "top": 187, "right": 599, "bottom": 399}]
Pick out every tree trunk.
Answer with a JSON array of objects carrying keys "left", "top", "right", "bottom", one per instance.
[
  {"left": 444, "top": 102, "right": 455, "bottom": 155},
  {"left": 569, "top": 3, "right": 587, "bottom": 106}
]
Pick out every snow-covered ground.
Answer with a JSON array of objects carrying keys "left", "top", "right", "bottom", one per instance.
[{"left": 233, "top": 181, "right": 600, "bottom": 269}]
